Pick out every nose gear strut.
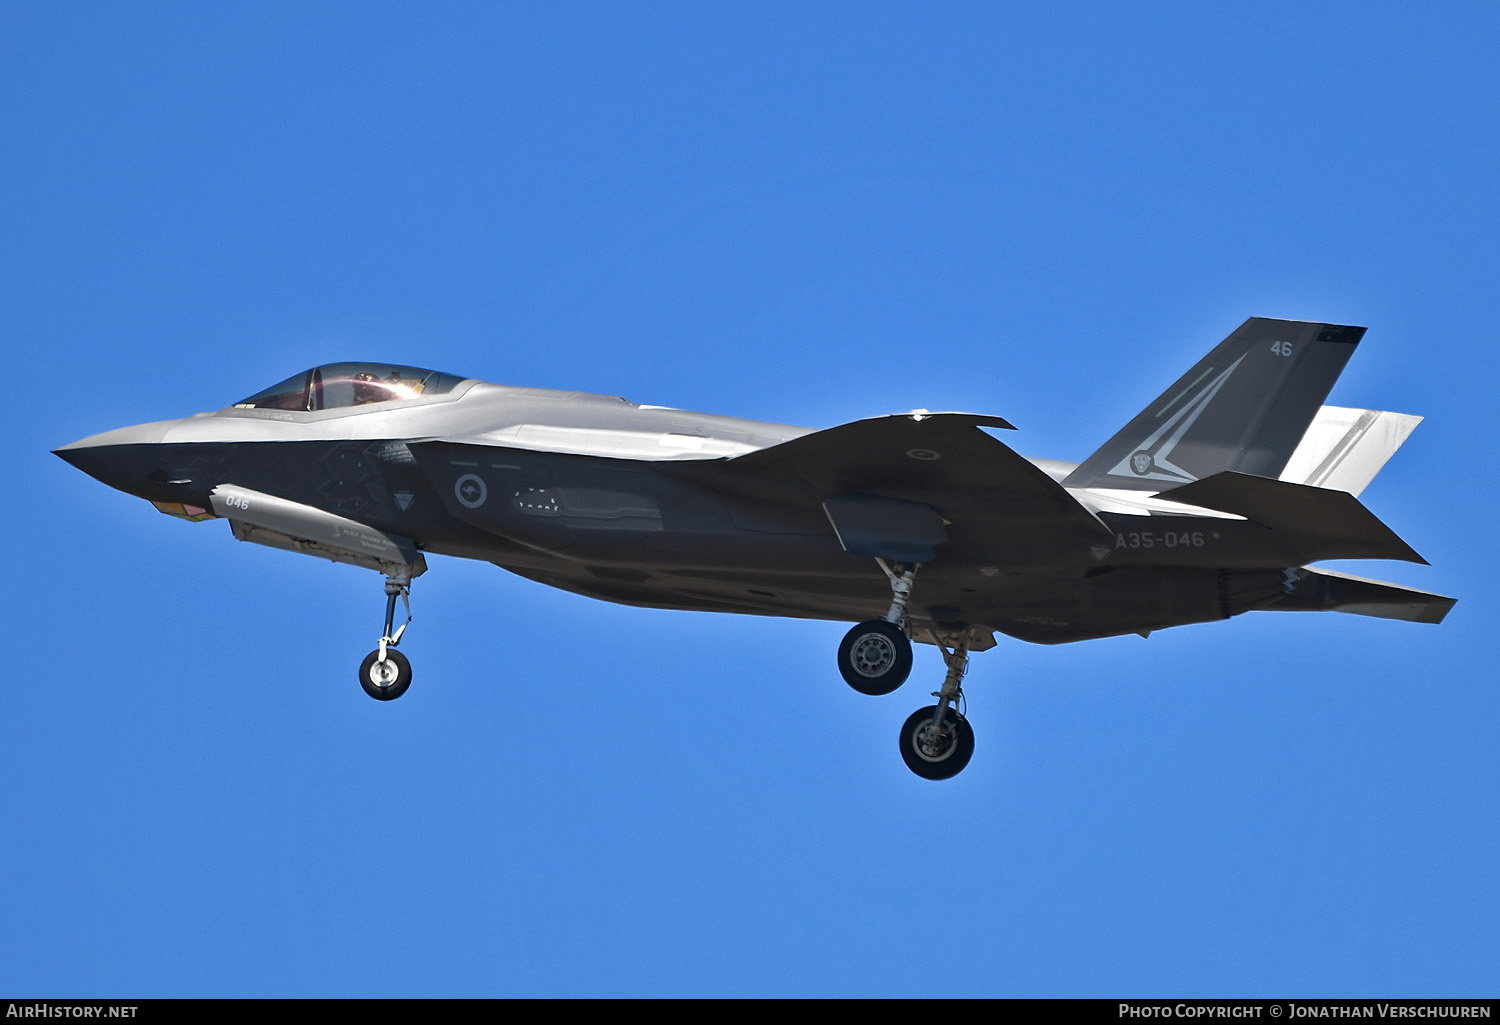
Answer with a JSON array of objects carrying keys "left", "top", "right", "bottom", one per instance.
[{"left": 359, "top": 571, "right": 415, "bottom": 701}]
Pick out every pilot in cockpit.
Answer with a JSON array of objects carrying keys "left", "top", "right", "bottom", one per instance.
[{"left": 351, "top": 372, "right": 385, "bottom": 406}]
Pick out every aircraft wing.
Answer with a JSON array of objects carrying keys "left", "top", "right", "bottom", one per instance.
[{"left": 714, "top": 413, "right": 1112, "bottom": 552}]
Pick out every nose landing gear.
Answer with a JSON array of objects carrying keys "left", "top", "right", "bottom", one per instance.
[{"left": 360, "top": 573, "right": 414, "bottom": 701}]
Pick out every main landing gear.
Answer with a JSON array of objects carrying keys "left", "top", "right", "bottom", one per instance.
[
  {"left": 837, "top": 561, "right": 917, "bottom": 695},
  {"left": 898, "top": 638, "right": 974, "bottom": 781},
  {"left": 360, "top": 573, "right": 414, "bottom": 701},
  {"left": 837, "top": 559, "right": 979, "bottom": 780}
]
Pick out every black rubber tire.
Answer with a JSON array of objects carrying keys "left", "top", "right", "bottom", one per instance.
[
  {"left": 359, "top": 648, "right": 412, "bottom": 701},
  {"left": 837, "top": 620, "right": 913, "bottom": 695},
  {"left": 899, "top": 705, "right": 975, "bottom": 780}
]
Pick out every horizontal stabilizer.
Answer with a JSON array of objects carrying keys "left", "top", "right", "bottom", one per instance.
[
  {"left": 1278, "top": 568, "right": 1455, "bottom": 624},
  {"left": 1279, "top": 405, "right": 1422, "bottom": 496},
  {"left": 1160, "top": 471, "right": 1426, "bottom": 564}
]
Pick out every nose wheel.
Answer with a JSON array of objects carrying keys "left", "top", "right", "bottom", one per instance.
[
  {"left": 360, "top": 648, "right": 412, "bottom": 700},
  {"left": 360, "top": 574, "right": 414, "bottom": 701}
]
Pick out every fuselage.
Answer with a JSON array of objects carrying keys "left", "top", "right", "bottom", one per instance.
[{"left": 56, "top": 368, "right": 1306, "bottom": 646}]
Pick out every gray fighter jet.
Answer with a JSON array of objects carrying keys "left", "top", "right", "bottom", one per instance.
[{"left": 56, "top": 318, "right": 1453, "bottom": 779}]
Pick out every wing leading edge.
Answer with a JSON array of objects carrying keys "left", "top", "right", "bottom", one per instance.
[
  {"left": 719, "top": 412, "right": 1112, "bottom": 557},
  {"left": 726, "top": 413, "right": 1105, "bottom": 524}
]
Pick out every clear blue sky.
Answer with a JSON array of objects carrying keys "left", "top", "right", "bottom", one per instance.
[{"left": 4, "top": 2, "right": 1497, "bottom": 997}]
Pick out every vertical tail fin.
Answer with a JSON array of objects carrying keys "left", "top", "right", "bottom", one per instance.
[{"left": 1062, "top": 318, "right": 1363, "bottom": 491}]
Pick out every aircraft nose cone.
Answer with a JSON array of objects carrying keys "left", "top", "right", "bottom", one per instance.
[
  {"left": 54, "top": 439, "right": 148, "bottom": 495},
  {"left": 54, "top": 419, "right": 183, "bottom": 496}
]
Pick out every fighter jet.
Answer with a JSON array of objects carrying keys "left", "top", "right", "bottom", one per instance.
[{"left": 55, "top": 318, "right": 1453, "bottom": 779}]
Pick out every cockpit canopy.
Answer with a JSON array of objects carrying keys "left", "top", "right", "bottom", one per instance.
[{"left": 235, "top": 363, "right": 468, "bottom": 412}]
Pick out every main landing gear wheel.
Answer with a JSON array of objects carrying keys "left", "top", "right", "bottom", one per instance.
[
  {"left": 360, "top": 648, "right": 412, "bottom": 701},
  {"left": 838, "top": 620, "right": 913, "bottom": 695},
  {"left": 899, "top": 705, "right": 974, "bottom": 780},
  {"left": 838, "top": 560, "right": 921, "bottom": 695}
]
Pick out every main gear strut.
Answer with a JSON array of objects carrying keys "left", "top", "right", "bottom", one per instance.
[{"left": 898, "top": 633, "right": 976, "bottom": 780}]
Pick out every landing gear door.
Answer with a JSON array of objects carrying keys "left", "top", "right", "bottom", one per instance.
[{"left": 822, "top": 494, "right": 947, "bottom": 564}]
